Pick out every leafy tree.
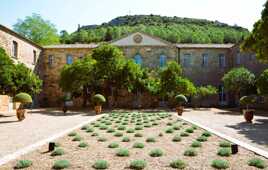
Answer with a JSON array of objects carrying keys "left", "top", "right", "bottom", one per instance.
[
  {"left": 222, "top": 67, "right": 255, "bottom": 101},
  {"left": 13, "top": 13, "right": 59, "bottom": 45},
  {"left": 256, "top": 69, "right": 268, "bottom": 95},
  {"left": 60, "top": 30, "right": 71, "bottom": 44},
  {"left": 0, "top": 48, "right": 42, "bottom": 96},
  {"left": 59, "top": 56, "right": 96, "bottom": 106},
  {"left": 241, "top": 1, "right": 268, "bottom": 63}
]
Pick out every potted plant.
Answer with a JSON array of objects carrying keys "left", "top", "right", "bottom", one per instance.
[
  {"left": 61, "top": 94, "right": 72, "bottom": 114},
  {"left": 175, "top": 94, "right": 188, "bottom": 116},
  {"left": 13, "top": 92, "right": 32, "bottom": 121},
  {"left": 239, "top": 95, "right": 256, "bottom": 123},
  {"left": 92, "top": 94, "right": 106, "bottom": 114}
]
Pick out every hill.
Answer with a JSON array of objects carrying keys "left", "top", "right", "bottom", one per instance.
[{"left": 60, "top": 15, "right": 249, "bottom": 44}]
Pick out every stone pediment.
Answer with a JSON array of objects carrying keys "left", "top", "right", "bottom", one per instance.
[{"left": 111, "top": 32, "right": 171, "bottom": 46}]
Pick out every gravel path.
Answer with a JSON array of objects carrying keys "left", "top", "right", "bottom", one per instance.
[
  {"left": 0, "top": 108, "right": 98, "bottom": 159},
  {"left": 182, "top": 108, "right": 268, "bottom": 152}
]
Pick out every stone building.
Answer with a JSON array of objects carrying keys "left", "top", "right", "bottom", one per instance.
[
  {"left": 0, "top": 25, "right": 267, "bottom": 110},
  {"left": 0, "top": 25, "right": 42, "bottom": 112}
]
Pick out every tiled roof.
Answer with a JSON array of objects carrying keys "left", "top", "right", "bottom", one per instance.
[
  {"left": 176, "top": 43, "right": 234, "bottom": 49},
  {"left": 43, "top": 44, "right": 98, "bottom": 49}
]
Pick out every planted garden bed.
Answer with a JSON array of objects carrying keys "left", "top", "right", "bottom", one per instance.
[{"left": 1, "top": 111, "right": 267, "bottom": 169}]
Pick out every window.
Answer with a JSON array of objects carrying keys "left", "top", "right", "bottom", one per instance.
[
  {"left": 12, "top": 41, "right": 18, "bottom": 58},
  {"left": 66, "top": 55, "right": 73, "bottom": 65},
  {"left": 159, "top": 55, "right": 167, "bottom": 67},
  {"left": 236, "top": 54, "right": 241, "bottom": 65},
  {"left": 48, "top": 55, "right": 54, "bottom": 67},
  {"left": 134, "top": 54, "right": 142, "bottom": 65},
  {"left": 202, "top": 54, "right": 209, "bottom": 67},
  {"left": 183, "top": 54, "right": 191, "bottom": 67},
  {"left": 219, "top": 54, "right": 226, "bottom": 68},
  {"left": 33, "top": 50, "right": 37, "bottom": 65}
]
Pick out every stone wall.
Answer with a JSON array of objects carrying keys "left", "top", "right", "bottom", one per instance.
[
  {"left": 39, "top": 48, "right": 93, "bottom": 107},
  {"left": 120, "top": 46, "right": 178, "bottom": 68}
]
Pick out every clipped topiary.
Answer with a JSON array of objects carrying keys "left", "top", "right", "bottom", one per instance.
[
  {"left": 92, "top": 94, "right": 106, "bottom": 114},
  {"left": 130, "top": 160, "right": 147, "bottom": 170},
  {"left": 53, "top": 160, "right": 70, "bottom": 169},
  {"left": 14, "top": 92, "right": 32, "bottom": 121},
  {"left": 15, "top": 160, "right": 32, "bottom": 169},
  {"left": 93, "top": 160, "right": 109, "bottom": 169}
]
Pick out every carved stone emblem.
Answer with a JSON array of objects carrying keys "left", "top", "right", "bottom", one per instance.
[{"left": 133, "top": 34, "right": 143, "bottom": 44}]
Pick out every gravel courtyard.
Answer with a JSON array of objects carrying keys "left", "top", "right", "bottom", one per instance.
[
  {"left": 182, "top": 108, "right": 268, "bottom": 152},
  {"left": 0, "top": 108, "right": 99, "bottom": 159}
]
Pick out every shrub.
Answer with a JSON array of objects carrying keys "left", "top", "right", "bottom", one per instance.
[
  {"left": 98, "top": 137, "right": 107, "bottom": 142},
  {"left": 72, "top": 135, "right": 82, "bottom": 141},
  {"left": 135, "top": 126, "right": 143, "bottom": 130},
  {"left": 180, "top": 132, "right": 189, "bottom": 137},
  {"left": 257, "top": 69, "right": 268, "bottom": 95},
  {"left": 108, "top": 142, "right": 119, "bottom": 148},
  {"left": 68, "top": 132, "right": 77, "bottom": 137},
  {"left": 196, "top": 136, "right": 207, "bottom": 142},
  {"left": 191, "top": 141, "right": 202, "bottom": 148},
  {"left": 114, "top": 132, "right": 123, "bottom": 137},
  {"left": 122, "top": 136, "right": 130, "bottom": 142},
  {"left": 149, "top": 148, "right": 164, "bottom": 157},
  {"left": 170, "top": 159, "right": 186, "bottom": 169},
  {"left": 15, "top": 160, "right": 32, "bottom": 169},
  {"left": 165, "top": 127, "right": 174, "bottom": 133},
  {"left": 91, "top": 132, "right": 99, "bottom": 136},
  {"left": 51, "top": 148, "right": 64, "bottom": 156},
  {"left": 14, "top": 93, "right": 32, "bottom": 104},
  {"left": 191, "top": 125, "right": 198, "bottom": 130},
  {"left": 133, "top": 142, "right": 145, "bottom": 148},
  {"left": 93, "top": 160, "right": 109, "bottom": 169},
  {"left": 167, "top": 122, "right": 173, "bottom": 126},
  {"left": 175, "top": 94, "right": 187, "bottom": 106},
  {"left": 152, "top": 122, "right": 158, "bottom": 126},
  {"left": 86, "top": 127, "right": 94, "bottom": 133},
  {"left": 248, "top": 158, "right": 267, "bottom": 169},
  {"left": 99, "top": 125, "right": 108, "bottom": 130},
  {"left": 219, "top": 141, "right": 231, "bottom": 147},
  {"left": 146, "top": 137, "right": 156, "bottom": 143},
  {"left": 185, "top": 128, "right": 194, "bottom": 133},
  {"left": 126, "top": 128, "right": 135, "bottom": 133},
  {"left": 217, "top": 148, "right": 231, "bottom": 157},
  {"left": 172, "top": 125, "right": 180, "bottom": 130},
  {"left": 144, "top": 123, "right": 151, "bottom": 128},
  {"left": 81, "top": 125, "right": 89, "bottom": 130},
  {"left": 106, "top": 128, "right": 115, "bottom": 133},
  {"left": 134, "top": 133, "right": 143, "bottom": 137},
  {"left": 92, "top": 94, "right": 106, "bottom": 105},
  {"left": 116, "top": 148, "right": 129, "bottom": 157},
  {"left": 172, "top": 135, "right": 181, "bottom": 142},
  {"left": 202, "top": 131, "right": 211, "bottom": 137},
  {"left": 53, "top": 160, "right": 70, "bottom": 169},
  {"left": 184, "top": 148, "right": 197, "bottom": 156},
  {"left": 105, "top": 121, "right": 112, "bottom": 125},
  {"left": 118, "top": 125, "right": 126, "bottom": 131},
  {"left": 130, "top": 160, "right": 147, "bottom": 170},
  {"left": 211, "top": 159, "right": 229, "bottom": 169},
  {"left": 78, "top": 142, "right": 88, "bottom": 148},
  {"left": 158, "top": 132, "right": 163, "bottom": 137}
]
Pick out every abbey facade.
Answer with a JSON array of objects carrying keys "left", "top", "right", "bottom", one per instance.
[{"left": 0, "top": 24, "right": 267, "bottom": 111}]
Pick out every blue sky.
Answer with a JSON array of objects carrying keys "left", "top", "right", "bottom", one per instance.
[{"left": 0, "top": 0, "right": 266, "bottom": 33}]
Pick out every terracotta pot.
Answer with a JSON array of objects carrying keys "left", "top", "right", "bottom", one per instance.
[
  {"left": 16, "top": 109, "right": 26, "bottom": 121},
  {"left": 94, "top": 105, "right": 102, "bottom": 114},
  {"left": 176, "top": 106, "right": 184, "bottom": 116},
  {"left": 243, "top": 109, "right": 254, "bottom": 123}
]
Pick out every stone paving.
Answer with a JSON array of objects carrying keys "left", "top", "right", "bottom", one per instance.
[
  {"left": 182, "top": 108, "right": 268, "bottom": 152},
  {"left": 0, "top": 108, "right": 98, "bottom": 159}
]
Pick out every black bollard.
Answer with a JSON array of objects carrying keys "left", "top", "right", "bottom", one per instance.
[
  {"left": 49, "top": 142, "right": 55, "bottom": 152},
  {"left": 231, "top": 144, "right": 238, "bottom": 154}
]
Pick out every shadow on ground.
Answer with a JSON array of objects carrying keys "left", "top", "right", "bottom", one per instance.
[
  {"left": 226, "top": 118, "right": 268, "bottom": 146},
  {"left": 28, "top": 108, "right": 97, "bottom": 117}
]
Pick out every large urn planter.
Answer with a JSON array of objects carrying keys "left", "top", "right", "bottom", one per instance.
[
  {"left": 16, "top": 108, "right": 26, "bottom": 121},
  {"left": 94, "top": 105, "right": 102, "bottom": 114},
  {"left": 243, "top": 109, "right": 254, "bottom": 123},
  {"left": 239, "top": 96, "right": 256, "bottom": 123},
  {"left": 176, "top": 106, "right": 184, "bottom": 116}
]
